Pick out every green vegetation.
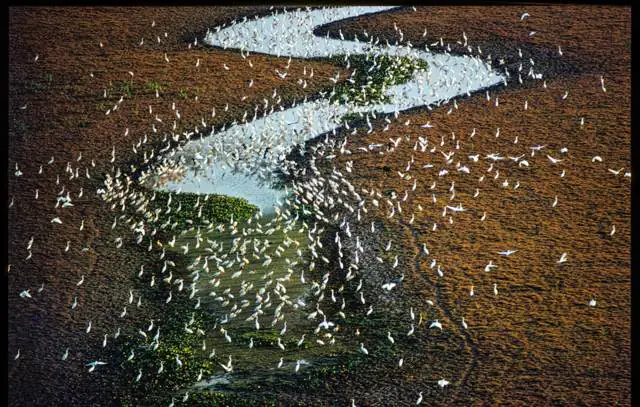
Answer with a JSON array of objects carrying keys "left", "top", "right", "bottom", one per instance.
[
  {"left": 96, "top": 102, "right": 110, "bottom": 112},
  {"left": 145, "top": 80, "right": 164, "bottom": 93},
  {"left": 329, "top": 54, "right": 428, "bottom": 106},
  {"left": 112, "top": 299, "right": 218, "bottom": 406},
  {"left": 178, "top": 88, "right": 190, "bottom": 99},
  {"left": 146, "top": 190, "right": 258, "bottom": 229},
  {"left": 119, "top": 81, "right": 133, "bottom": 97},
  {"left": 182, "top": 391, "right": 282, "bottom": 406},
  {"left": 240, "top": 330, "right": 310, "bottom": 349},
  {"left": 340, "top": 111, "right": 365, "bottom": 123}
]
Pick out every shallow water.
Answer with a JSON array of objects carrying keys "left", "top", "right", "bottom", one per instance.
[
  {"left": 166, "top": 217, "right": 353, "bottom": 390},
  {"left": 159, "top": 6, "right": 504, "bottom": 213}
]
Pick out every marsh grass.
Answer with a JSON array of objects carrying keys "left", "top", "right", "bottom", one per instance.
[
  {"left": 144, "top": 190, "right": 258, "bottom": 230},
  {"left": 329, "top": 54, "right": 428, "bottom": 106}
]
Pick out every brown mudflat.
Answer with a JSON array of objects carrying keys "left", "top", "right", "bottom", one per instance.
[
  {"left": 8, "top": 6, "right": 630, "bottom": 407},
  {"left": 8, "top": 7, "right": 347, "bottom": 406},
  {"left": 317, "top": 5, "right": 630, "bottom": 406}
]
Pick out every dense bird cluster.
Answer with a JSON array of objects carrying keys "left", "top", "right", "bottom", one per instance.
[{"left": 9, "top": 6, "right": 628, "bottom": 406}]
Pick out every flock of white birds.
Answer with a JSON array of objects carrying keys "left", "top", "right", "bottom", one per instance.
[{"left": 10, "top": 6, "right": 629, "bottom": 406}]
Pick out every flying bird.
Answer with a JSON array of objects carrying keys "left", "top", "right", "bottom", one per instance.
[{"left": 557, "top": 252, "right": 568, "bottom": 263}]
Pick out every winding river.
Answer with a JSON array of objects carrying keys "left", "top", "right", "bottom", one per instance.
[{"left": 157, "top": 6, "right": 504, "bottom": 213}]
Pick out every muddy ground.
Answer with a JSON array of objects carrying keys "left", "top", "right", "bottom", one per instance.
[
  {"left": 8, "top": 7, "right": 348, "bottom": 406},
  {"left": 8, "top": 6, "right": 630, "bottom": 407},
  {"left": 317, "top": 5, "right": 631, "bottom": 406}
]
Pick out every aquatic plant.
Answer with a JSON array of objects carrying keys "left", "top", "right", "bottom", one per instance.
[
  {"left": 145, "top": 190, "right": 258, "bottom": 229},
  {"left": 330, "top": 54, "right": 428, "bottom": 106},
  {"left": 112, "top": 301, "right": 217, "bottom": 405}
]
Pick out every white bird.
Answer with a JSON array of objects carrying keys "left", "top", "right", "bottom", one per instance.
[
  {"left": 557, "top": 252, "right": 568, "bottom": 263},
  {"left": 484, "top": 260, "right": 498, "bottom": 272},
  {"left": 520, "top": 12, "right": 530, "bottom": 20},
  {"left": 547, "top": 155, "right": 563, "bottom": 164},
  {"left": 416, "top": 392, "right": 423, "bottom": 405},
  {"left": 430, "top": 320, "right": 442, "bottom": 330},
  {"left": 438, "top": 378, "right": 450, "bottom": 388},
  {"left": 552, "top": 196, "right": 558, "bottom": 207},
  {"left": 19, "top": 289, "right": 32, "bottom": 298},
  {"left": 297, "top": 335, "right": 306, "bottom": 347},
  {"left": 219, "top": 359, "right": 233, "bottom": 372},
  {"left": 493, "top": 283, "right": 499, "bottom": 296},
  {"left": 14, "top": 349, "right": 20, "bottom": 360},
  {"left": 51, "top": 217, "right": 63, "bottom": 224},
  {"left": 461, "top": 317, "right": 468, "bottom": 329},
  {"left": 589, "top": 299, "right": 597, "bottom": 307},
  {"left": 382, "top": 282, "right": 397, "bottom": 291},
  {"left": 498, "top": 250, "right": 517, "bottom": 256},
  {"left": 62, "top": 348, "right": 69, "bottom": 361},
  {"left": 610, "top": 225, "right": 616, "bottom": 236},
  {"left": 86, "top": 360, "right": 107, "bottom": 372},
  {"left": 359, "top": 343, "right": 369, "bottom": 355}
]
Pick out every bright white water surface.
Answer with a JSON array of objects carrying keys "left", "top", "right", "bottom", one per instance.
[{"left": 159, "top": 6, "right": 504, "bottom": 213}]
